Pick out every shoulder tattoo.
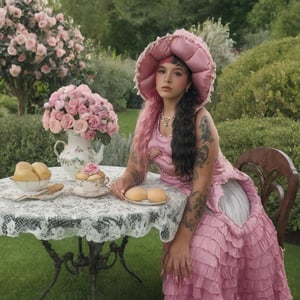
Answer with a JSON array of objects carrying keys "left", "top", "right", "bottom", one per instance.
[{"left": 199, "top": 115, "right": 214, "bottom": 144}]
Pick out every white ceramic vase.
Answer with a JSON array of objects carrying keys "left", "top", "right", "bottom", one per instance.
[{"left": 54, "top": 130, "right": 104, "bottom": 179}]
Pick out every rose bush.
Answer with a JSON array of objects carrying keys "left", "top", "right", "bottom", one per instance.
[
  {"left": 42, "top": 84, "right": 119, "bottom": 145},
  {"left": 0, "top": 0, "right": 85, "bottom": 115}
]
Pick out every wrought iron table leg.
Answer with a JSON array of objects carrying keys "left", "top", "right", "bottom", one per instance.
[
  {"left": 39, "top": 240, "right": 74, "bottom": 300},
  {"left": 40, "top": 236, "right": 142, "bottom": 300}
]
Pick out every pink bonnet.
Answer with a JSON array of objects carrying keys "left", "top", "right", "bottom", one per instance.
[{"left": 134, "top": 29, "right": 216, "bottom": 107}]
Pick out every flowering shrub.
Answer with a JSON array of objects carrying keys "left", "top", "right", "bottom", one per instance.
[
  {"left": 42, "top": 84, "right": 119, "bottom": 145},
  {"left": 0, "top": 0, "right": 85, "bottom": 115}
]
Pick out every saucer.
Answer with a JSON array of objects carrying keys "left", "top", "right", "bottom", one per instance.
[{"left": 71, "top": 186, "right": 110, "bottom": 198}]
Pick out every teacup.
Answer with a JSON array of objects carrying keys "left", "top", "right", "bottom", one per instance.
[{"left": 76, "top": 176, "right": 109, "bottom": 193}]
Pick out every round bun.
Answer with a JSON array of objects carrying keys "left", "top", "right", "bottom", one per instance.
[
  {"left": 147, "top": 188, "right": 168, "bottom": 203},
  {"left": 75, "top": 172, "right": 89, "bottom": 180},
  {"left": 87, "top": 174, "right": 102, "bottom": 181},
  {"left": 15, "top": 161, "right": 33, "bottom": 171},
  {"left": 97, "top": 170, "right": 106, "bottom": 179},
  {"left": 125, "top": 186, "right": 147, "bottom": 201},
  {"left": 13, "top": 168, "right": 40, "bottom": 182},
  {"left": 32, "top": 162, "right": 51, "bottom": 180}
]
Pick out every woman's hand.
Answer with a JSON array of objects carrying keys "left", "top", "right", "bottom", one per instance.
[
  {"left": 162, "top": 237, "right": 192, "bottom": 284},
  {"left": 110, "top": 177, "right": 128, "bottom": 200}
]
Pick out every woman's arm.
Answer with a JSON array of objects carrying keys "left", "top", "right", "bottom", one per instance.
[
  {"left": 162, "top": 108, "right": 219, "bottom": 281},
  {"left": 110, "top": 148, "right": 146, "bottom": 199}
]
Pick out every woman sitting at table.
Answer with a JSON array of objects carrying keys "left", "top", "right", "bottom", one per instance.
[{"left": 110, "top": 29, "right": 292, "bottom": 299}]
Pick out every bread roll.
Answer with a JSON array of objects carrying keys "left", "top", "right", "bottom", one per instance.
[
  {"left": 147, "top": 188, "right": 168, "bottom": 203},
  {"left": 125, "top": 186, "right": 147, "bottom": 201},
  {"left": 32, "top": 162, "right": 51, "bottom": 180},
  {"left": 15, "top": 161, "right": 33, "bottom": 171},
  {"left": 13, "top": 168, "right": 40, "bottom": 181},
  {"left": 87, "top": 174, "right": 102, "bottom": 181},
  {"left": 75, "top": 172, "right": 89, "bottom": 180}
]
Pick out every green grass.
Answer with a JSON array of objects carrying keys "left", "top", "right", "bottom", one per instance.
[
  {"left": 0, "top": 233, "right": 299, "bottom": 299},
  {"left": 117, "top": 108, "right": 140, "bottom": 136},
  {"left": 1, "top": 108, "right": 299, "bottom": 299}
]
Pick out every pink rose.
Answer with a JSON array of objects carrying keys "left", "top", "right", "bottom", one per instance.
[
  {"left": 25, "top": 38, "right": 36, "bottom": 52},
  {"left": 49, "top": 118, "right": 62, "bottom": 134},
  {"left": 7, "top": 45, "right": 17, "bottom": 55},
  {"left": 9, "top": 64, "right": 21, "bottom": 77},
  {"left": 65, "top": 100, "right": 78, "bottom": 115},
  {"left": 88, "top": 114, "right": 101, "bottom": 130},
  {"left": 77, "top": 104, "right": 88, "bottom": 114},
  {"left": 82, "top": 163, "right": 100, "bottom": 175},
  {"left": 42, "top": 110, "right": 50, "bottom": 130},
  {"left": 106, "top": 122, "right": 119, "bottom": 136},
  {"left": 18, "top": 53, "right": 26, "bottom": 62},
  {"left": 83, "top": 130, "right": 96, "bottom": 141},
  {"left": 41, "top": 64, "right": 51, "bottom": 74},
  {"left": 50, "top": 110, "right": 64, "bottom": 121},
  {"left": 56, "top": 13, "right": 64, "bottom": 23},
  {"left": 60, "top": 114, "right": 75, "bottom": 130},
  {"left": 36, "top": 43, "right": 47, "bottom": 56},
  {"left": 56, "top": 48, "right": 66, "bottom": 58},
  {"left": 73, "top": 119, "right": 88, "bottom": 134},
  {"left": 47, "top": 36, "right": 57, "bottom": 47}
]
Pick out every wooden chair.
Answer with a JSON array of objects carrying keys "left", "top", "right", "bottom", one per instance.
[{"left": 235, "top": 147, "right": 299, "bottom": 248}]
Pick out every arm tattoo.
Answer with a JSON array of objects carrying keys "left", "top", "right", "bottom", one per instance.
[
  {"left": 195, "top": 144, "right": 209, "bottom": 168},
  {"left": 128, "top": 149, "right": 143, "bottom": 184},
  {"left": 129, "top": 149, "right": 138, "bottom": 164},
  {"left": 182, "top": 191, "right": 208, "bottom": 231},
  {"left": 199, "top": 116, "right": 214, "bottom": 144}
]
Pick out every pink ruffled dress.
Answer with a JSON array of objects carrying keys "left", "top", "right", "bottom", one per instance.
[{"left": 147, "top": 124, "right": 292, "bottom": 300}]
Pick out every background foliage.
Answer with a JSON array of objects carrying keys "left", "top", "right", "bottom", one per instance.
[{"left": 213, "top": 36, "right": 300, "bottom": 122}]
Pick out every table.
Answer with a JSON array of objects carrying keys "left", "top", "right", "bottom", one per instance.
[{"left": 0, "top": 166, "right": 187, "bottom": 299}]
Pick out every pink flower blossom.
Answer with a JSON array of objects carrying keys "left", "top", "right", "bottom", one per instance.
[
  {"left": 41, "top": 64, "right": 51, "bottom": 74},
  {"left": 88, "top": 114, "right": 101, "bottom": 130},
  {"left": 61, "top": 114, "right": 75, "bottom": 130},
  {"left": 36, "top": 43, "right": 47, "bottom": 56},
  {"left": 56, "top": 48, "right": 66, "bottom": 58},
  {"left": 81, "top": 163, "right": 100, "bottom": 175},
  {"left": 50, "top": 109, "right": 64, "bottom": 121},
  {"left": 49, "top": 118, "right": 62, "bottom": 134},
  {"left": 47, "top": 36, "right": 57, "bottom": 47},
  {"left": 83, "top": 130, "right": 96, "bottom": 141},
  {"left": 25, "top": 38, "right": 36, "bottom": 51},
  {"left": 73, "top": 119, "right": 88, "bottom": 134},
  {"left": 56, "top": 13, "right": 64, "bottom": 23},
  {"left": 43, "top": 84, "right": 118, "bottom": 143},
  {"left": 18, "top": 53, "right": 26, "bottom": 62},
  {"left": 9, "top": 64, "right": 21, "bottom": 77},
  {"left": 7, "top": 45, "right": 17, "bottom": 55},
  {"left": 42, "top": 110, "right": 50, "bottom": 130}
]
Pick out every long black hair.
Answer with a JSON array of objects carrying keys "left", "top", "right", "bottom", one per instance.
[{"left": 171, "top": 56, "right": 199, "bottom": 181}]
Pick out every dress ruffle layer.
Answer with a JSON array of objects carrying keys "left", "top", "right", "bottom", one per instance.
[
  {"left": 148, "top": 144, "right": 292, "bottom": 299},
  {"left": 163, "top": 171, "right": 292, "bottom": 299}
]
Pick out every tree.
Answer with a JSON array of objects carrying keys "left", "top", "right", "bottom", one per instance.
[
  {"left": 57, "top": 0, "right": 257, "bottom": 57},
  {"left": 0, "top": 0, "right": 85, "bottom": 115},
  {"left": 247, "top": 0, "right": 298, "bottom": 35}
]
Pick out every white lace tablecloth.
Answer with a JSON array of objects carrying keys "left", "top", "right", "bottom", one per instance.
[{"left": 0, "top": 166, "right": 187, "bottom": 243}]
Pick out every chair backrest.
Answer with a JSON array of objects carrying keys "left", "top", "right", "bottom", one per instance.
[{"left": 235, "top": 147, "right": 299, "bottom": 248}]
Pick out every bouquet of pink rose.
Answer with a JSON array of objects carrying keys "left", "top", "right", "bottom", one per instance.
[{"left": 42, "top": 84, "right": 119, "bottom": 145}]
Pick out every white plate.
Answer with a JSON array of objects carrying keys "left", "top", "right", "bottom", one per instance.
[
  {"left": 125, "top": 198, "right": 168, "bottom": 206},
  {"left": 71, "top": 186, "right": 110, "bottom": 198}
]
